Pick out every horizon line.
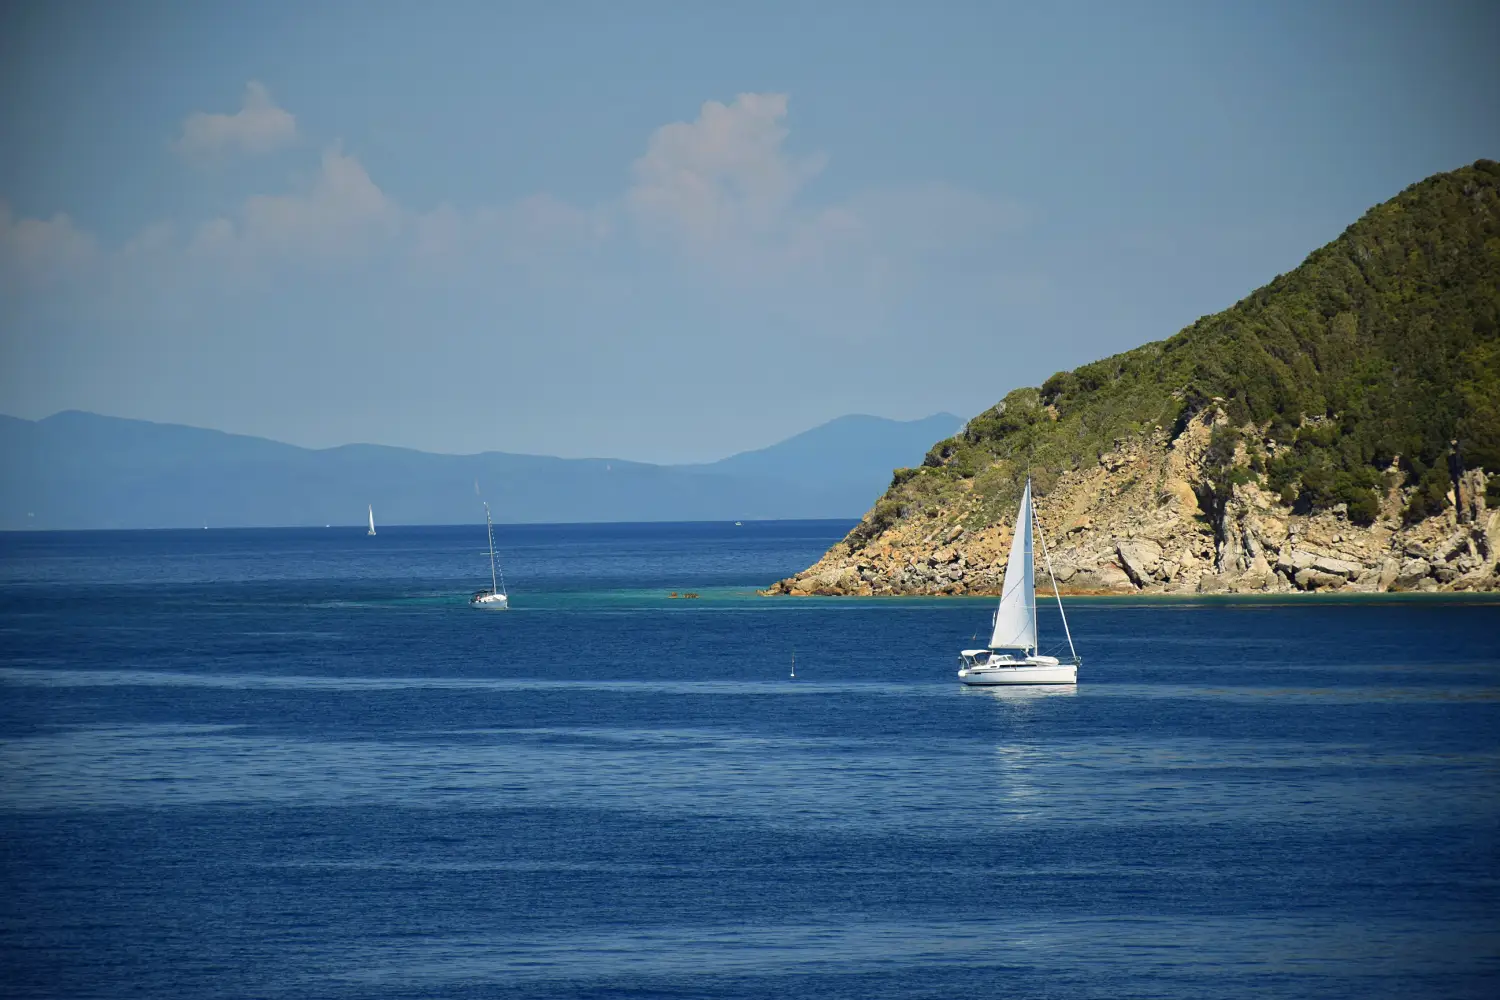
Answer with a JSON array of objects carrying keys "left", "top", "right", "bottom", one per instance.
[
  {"left": 0, "top": 516, "right": 865, "bottom": 535},
  {"left": 1, "top": 408, "right": 965, "bottom": 467}
]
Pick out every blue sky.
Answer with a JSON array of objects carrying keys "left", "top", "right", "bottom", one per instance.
[{"left": 1, "top": 1, "right": 1496, "bottom": 463}]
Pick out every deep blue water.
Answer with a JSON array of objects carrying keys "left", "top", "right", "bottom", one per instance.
[{"left": 2, "top": 521, "right": 1498, "bottom": 999}]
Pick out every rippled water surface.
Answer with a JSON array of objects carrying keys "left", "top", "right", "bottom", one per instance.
[{"left": 2, "top": 522, "right": 1498, "bottom": 998}]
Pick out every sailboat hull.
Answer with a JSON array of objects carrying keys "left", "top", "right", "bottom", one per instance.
[
  {"left": 958, "top": 662, "right": 1077, "bottom": 685},
  {"left": 469, "top": 592, "right": 508, "bottom": 609}
]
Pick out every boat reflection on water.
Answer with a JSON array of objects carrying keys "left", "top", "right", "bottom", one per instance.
[{"left": 962, "top": 683, "right": 1077, "bottom": 703}]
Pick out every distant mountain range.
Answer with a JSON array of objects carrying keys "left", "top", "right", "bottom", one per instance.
[{"left": 0, "top": 410, "right": 961, "bottom": 529}]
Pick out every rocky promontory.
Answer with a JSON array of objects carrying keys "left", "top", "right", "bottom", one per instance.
[
  {"left": 765, "top": 160, "right": 1500, "bottom": 598},
  {"left": 765, "top": 409, "right": 1499, "bottom": 597}
]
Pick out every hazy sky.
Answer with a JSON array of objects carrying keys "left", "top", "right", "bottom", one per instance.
[{"left": 1, "top": 1, "right": 1496, "bottom": 463}]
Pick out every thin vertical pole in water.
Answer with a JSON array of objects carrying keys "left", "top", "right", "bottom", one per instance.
[{"left": 1032, "top": 491, "right": 1079, "bottom": 664}]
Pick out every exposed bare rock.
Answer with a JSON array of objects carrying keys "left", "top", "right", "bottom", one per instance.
[
  {"left": 1236, "top": 553, "right": 1280, "bottom": 591},
  {"left": 1197, "top": 573, "right": 1232, "bottom": 593},
  {"left": 1392, "top": 559, "right": 1432, "bottom": 592},
  {"left": 1311, "top": 555, "right": 1365, "bottom": 579},
  {"left": 1117, "top": 539, "right": 1163, "bottom": 586},
  {"left": 1434, "top": 533, "right": 1471, "bottom": 563},
  {"left": 1093, "top": 563, "right": 1135, "bottom": 592},
  {"left": 1295, "top": 568, "right": 1346, "bottom": 591},
  {"left": 1459, "top": 468, "right": 1488, "bottom": 524},
  {"left": 763, "top": 415, "right": 1497, "bottom": 598},
  {"left": 1277, "top": 550, "right": 1317, "bottom": 574}
]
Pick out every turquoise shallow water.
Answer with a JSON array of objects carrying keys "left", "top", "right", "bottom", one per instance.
[{"left": 2, "top": 521, "right": 1498, "bottom": 998}]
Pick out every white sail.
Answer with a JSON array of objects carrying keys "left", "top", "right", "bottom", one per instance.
[
  {"left": 989, "top": 479, "right": 1036, "bottom": 650},
  {"left": 367, "top": 505, "right": 376, "bottom": 536}
]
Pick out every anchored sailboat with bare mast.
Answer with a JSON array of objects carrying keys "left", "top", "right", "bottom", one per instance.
[{"left": 469, "top": 501, "right": 508, "bottom": 609}]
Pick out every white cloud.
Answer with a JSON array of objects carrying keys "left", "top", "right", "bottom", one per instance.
[
  {"left": 121, "top": 222, "right": 176, "bottom": 258},
  {"left": 6, "top": 90, "right": 1026, "bottom": 322},
  {"left": 191, "top": 146, "right": 400, "bottom": 267},
  {"left": 623, "top": 93, "right": 1023, "bottom": 298},
  {"left": 628, "top": 93, "right": 827, "bottom": 247},
  {"left": 0, "top": 203, "right": 98, "bottom": 291},
  {"left": 173, "top": 81, "right": 297, "bottom": 159}
]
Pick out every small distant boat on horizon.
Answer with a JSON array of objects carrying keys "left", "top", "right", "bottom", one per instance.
[
  {"left": 957, "top": 478, "right": 1081, "bottom": 686},
  {"left": 470, "top": 501, "right": 509, "bottom": 610},
  {"left": 367, "top": 505, "right": 376, "bottom": 537}
]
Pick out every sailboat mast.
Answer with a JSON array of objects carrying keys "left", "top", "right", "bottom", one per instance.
[
  {"left": 1031, "top": 488, "right": 1079, "bottom": 664},
  {"left": 1029, "top": 480, "right": 1037, "bottom": 655},
  {"left": 484, "top": 502, "right": 498, "bottom": 594}
]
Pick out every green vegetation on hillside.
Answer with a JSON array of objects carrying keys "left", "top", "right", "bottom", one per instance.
[{"left": 863, "top": 160, "right": 1500, "bottom": 546}]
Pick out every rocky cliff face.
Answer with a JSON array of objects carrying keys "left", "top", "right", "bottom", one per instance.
[
  {"left": 767, "top": 161, "right": 1500, "bottom": 599},
  {"left": 765, "top": 408, "right": 1499, "bottom": 597}
]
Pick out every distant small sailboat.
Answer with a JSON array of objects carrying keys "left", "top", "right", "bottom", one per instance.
[
  {"left": 957, "top": 478, "right": 1081, "bottom": 685},
  {"left": 469, "top": 501, "right": 509, "bottom": 609},
  {"left": 790, "top": 649, "right": 796, "bottom": 680},
  {"left": 367, "top": 505, "right": 377, "bottom": 536}
]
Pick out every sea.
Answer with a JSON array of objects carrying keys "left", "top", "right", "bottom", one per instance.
[{"left": 1, "top": 521, "right": 1497, "bottom": 999}]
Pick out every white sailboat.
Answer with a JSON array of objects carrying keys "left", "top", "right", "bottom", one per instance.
[
  {"left": 469, "top": 501, "right": 509, "bottom": 609},
  {"left": 367, "top": 505, "right": 376, "bottom": 536},
  {"left": 957, "top": 478, "right": 1081, "bottom": 685}
]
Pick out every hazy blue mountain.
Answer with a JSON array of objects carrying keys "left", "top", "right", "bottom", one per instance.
[
  {"left": 0, "top": 410, "right": 959, "bottom": 529},
  {"left": 693, "top": 413, "right": 962, "bottom": 483}
]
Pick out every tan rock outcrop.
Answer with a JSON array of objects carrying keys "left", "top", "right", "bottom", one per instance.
[
  {"left": 1116, "top": 539, "right": 1163, "bottom": 587},
  {"left": 762, "top": 414, "right": 1498, "bottom": 598}
]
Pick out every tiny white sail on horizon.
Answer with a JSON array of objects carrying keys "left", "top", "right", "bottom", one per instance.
[{"left": 367, "top": 505, "right": 376, "bottom": 536}]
